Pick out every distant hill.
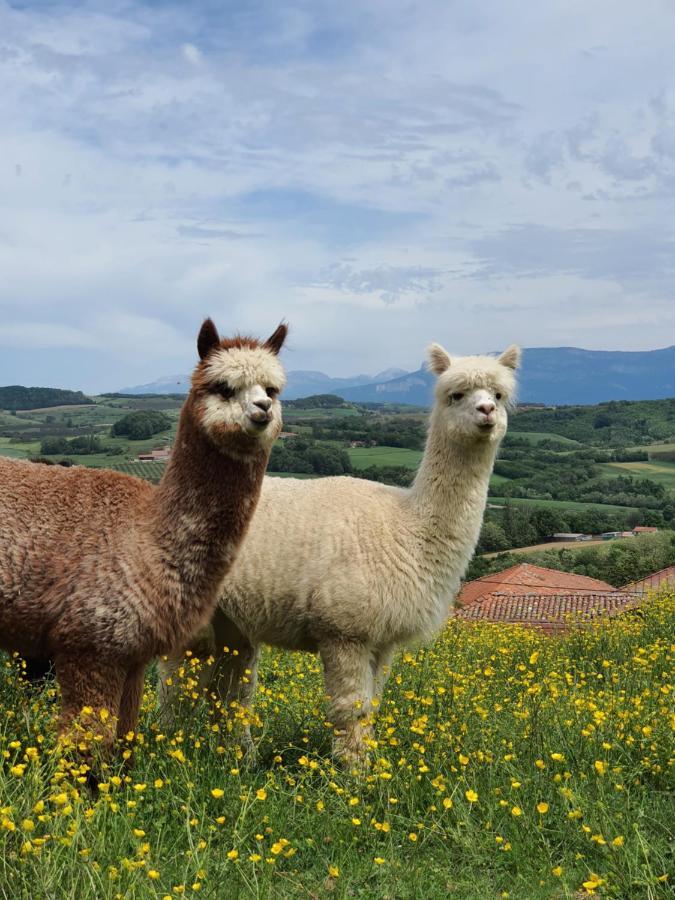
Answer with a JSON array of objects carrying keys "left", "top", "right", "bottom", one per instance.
[
  {"left": 0, "top": 385, "right": 92, "bottom": 411},
  {"left": 340, "top": 346, "right": 675, "bottom": 406},
  {"left": 121, "top": 368, "right": 410, "bottom": 399},
  {"left": 119, "top": 346, "right": 675, "bottom": 406}
]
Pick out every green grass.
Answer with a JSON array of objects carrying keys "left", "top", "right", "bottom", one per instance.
[
  {"left": 489, "top": 473, "right": 511, "bottom": 487},
  {"left": 598, "top": 461, "right": 675, "bottom": 494},
  {"left": 0, "top": 594, "right": 672, "bottom": 898},
  {"left": 488, "top": 496, "right": 640, "bottom": 514},
  {"left": 347, "top": 447, "right": 423, "bottom": 470},
  {"left": 508, "top": 431, "right": 582, "bottom": 446},
  {"left": 284, "top": 407, "right": 360, "bottom": 421}
]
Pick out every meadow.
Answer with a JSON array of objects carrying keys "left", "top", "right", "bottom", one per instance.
[
  {"left": 347, "top": 446, "right": 423, "bottom": 470},
  {"left": 598, "top": 461, "right": 675, "bottom": 494},
  {"left": 1, "top": 593, "right": 672, "bottom": 899}
]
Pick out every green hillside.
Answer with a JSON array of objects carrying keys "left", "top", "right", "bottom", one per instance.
[
  {"left": 0, "top": 385, "right": 92, "bottom": 410},
  {"left": 510, "top": 398, "right": 675, "bottom": 446}
]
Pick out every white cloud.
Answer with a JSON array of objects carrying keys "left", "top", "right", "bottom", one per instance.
[{"left": 0, "top": 0, "right": 673, "bottom": 392}]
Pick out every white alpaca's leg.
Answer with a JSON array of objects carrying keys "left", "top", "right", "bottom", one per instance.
[
  {"left": 320, "top": 641, "right": 375, "bottom": 765},
  {"left": 372, "top": 645, "right": 395, "bottom": 700},
  {"left": 207, "top": 609, "right": 260, "bottom": 756},
  {"left": 156, "top": 623, "right": 217, "bottom": 726}
]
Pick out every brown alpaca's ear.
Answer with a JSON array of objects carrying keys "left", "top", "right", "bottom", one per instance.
[
  {"left": 263, "top": 322, "right": 288, "bottom": 355},
  {"left": 428, "top": 343, "right": 452, "bottom": 375},
  {"left": 198, "top": 318, "right": 220, "bottom": 360},
  {"left": 498, "top": 344, "right": 521, "bottom": 370}
]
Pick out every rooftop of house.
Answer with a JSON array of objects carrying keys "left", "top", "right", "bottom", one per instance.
[
  {"left": 621, "top": 565, "right": 675, "bottom": 594},
  {"left": 453, "top": 591, "right": 641, "bottom": 634},
  {"left": 458, "top": 563, "right": 617, "bottom": 607}
]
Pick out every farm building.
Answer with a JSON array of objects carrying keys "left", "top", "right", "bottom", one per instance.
[
  {"left": 453, "top": 591, "right": 641, "bottom": 635},
  {"left": 621, "top": 564, "right": 675, "bottom": 594},
  {"left": 551, "top": 532, "right": 590, "bottom": 542},
  {"left": 457, "top": 563, "right": 616, "bottom": 608},
  {"left": 631, "top": 526, "right": 658, "bottom": 535},
  {"left": 138, "top": 448, "right": 171, "bottom": 462}
]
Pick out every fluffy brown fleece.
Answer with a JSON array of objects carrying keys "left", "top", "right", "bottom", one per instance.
[{"left": 0, "top": 318, "right": 287, "bottom": 753}]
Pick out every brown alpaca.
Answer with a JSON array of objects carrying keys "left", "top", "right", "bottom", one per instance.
[{"left": 0, "top": 318, "right": 287, "bottom": 753}]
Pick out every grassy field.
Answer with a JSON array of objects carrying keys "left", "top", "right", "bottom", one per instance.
[
  {"left": 487, "top": 496, "right": 639, "bottom": 514},
  {"left": 482, "top": 538, "right": 610, "bottom": 558},
  {"left": 347, "top": 447, "right": 423, "bottom": 469},
  {"left": 0, "top": 594, "right": 672, "bottom": 899},
  {"left": 508, "top": 431, "right": 582, "bottom": 446},
  {"left": 598, "top": 461, "right": 675, "bottom": 495},
  {"left": 284, "top": 408, "right": 360, "bottom": 421}
]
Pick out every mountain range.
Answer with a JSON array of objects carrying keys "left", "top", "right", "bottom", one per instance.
[{"left": 120, "top": 346, "right": 675, "bottom": 406}]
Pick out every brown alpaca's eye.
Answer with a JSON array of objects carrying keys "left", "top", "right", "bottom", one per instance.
[
  {"left": 266, "top": 386, "right": 279, "bottom": 399},
  {"left": 451, "top": 392, "right": 464, "bottom": 402},
  {"left": 214, "top": 382, "right": 235, "bottom": 400}
]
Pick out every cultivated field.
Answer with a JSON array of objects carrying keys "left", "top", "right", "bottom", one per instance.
[{"left": 1, "top": 594, "right": 671, "bottom": 898}]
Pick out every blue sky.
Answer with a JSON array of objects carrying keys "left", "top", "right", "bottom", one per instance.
[{"left": 0, "top": 0, "right": 674, "bottom": 391}]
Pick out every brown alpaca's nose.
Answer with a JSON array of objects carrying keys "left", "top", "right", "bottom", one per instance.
[{"left": 477, "top": 401, "right": 495, "bottom": 416}]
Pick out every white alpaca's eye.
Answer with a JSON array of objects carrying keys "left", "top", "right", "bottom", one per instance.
[
  {"left": 451, "top": 392, "right": 464, "bottom": 402},
  {"left": 266, "top": 386, "right": 279, "bottom": 399},
  {"left": 495, "top": 392, "right": 502, "bottom": 401}
]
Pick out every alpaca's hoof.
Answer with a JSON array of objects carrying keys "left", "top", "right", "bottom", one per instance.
[
  {"left": 240, "top": 740, "right": 258, "bottom": 769},
  {"left": 332, "top": 742, "right": 370, "bottom": 773}
]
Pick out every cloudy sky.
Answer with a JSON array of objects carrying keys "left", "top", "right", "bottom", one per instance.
[{"left": 1, "top": 0, "right": 674, "bottom": 392}]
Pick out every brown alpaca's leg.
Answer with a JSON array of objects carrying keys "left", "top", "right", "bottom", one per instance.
[
  {"left": 320, "top": 641, "right": 375, "bottom": 767},
  {"left": 117, "top": 666, "right": 146, "bottom": 740},
  {"left": 55, "top": 654, "right": 125, "bottom": 754}
]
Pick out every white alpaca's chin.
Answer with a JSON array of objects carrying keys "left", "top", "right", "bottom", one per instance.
[{"left": 473, "top": 420, "right": 504, "bottom": 442}]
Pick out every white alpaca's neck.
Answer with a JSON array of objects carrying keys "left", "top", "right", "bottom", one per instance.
[{"left": 408, "top": 407, "right": 499, "bottom": 581}]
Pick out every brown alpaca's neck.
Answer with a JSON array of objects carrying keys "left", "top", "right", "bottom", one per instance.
[{"left": 149, "top": 401, "right": 267, "bottom": 644}]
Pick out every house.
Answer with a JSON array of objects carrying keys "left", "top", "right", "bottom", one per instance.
[
  {"left": 601, "top": 531, "right": 623, "bottom": 540},
  {"left": 631, "top": 526, "right": 658, "bottom": 535},
  {"left": 453, "top": 591, "right": 641, "bottom": 635},
  {"left": 621, "top": 565, "right": 675, "bottom": 594},
  {"left": 138, "top": 447, "right": 171, "bottom": 462},
  {"left": 457, "top": 563, "right": 616, "bottom": 608},
  {"left": 278, "top": 432, "right": 297, "bottom": 441}
]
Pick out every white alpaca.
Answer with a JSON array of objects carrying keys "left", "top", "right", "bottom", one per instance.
[{"left": 159, "top": 343, "right": 520, "bottom": 761}]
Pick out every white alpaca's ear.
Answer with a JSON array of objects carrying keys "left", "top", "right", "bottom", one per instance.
[
  {"left": 428, "top": 343, "right": 452, "bottom": 375},
  {"left": 498, "top": 344, "right": 521, "bottom": 370}
]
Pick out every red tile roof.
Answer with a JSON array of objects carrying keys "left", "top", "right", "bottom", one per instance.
[
  {"left": 458, "top": 563, "right": 616, "bottom": 607},
  {"left": 621, "top": 565, "right": 675, "bottom": 594},
  {"left": 632, "top": 526, "right": 658, "bottom": 533},
  {"left": 453, "top": 591, "right": 641, "bottom": 635}
]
